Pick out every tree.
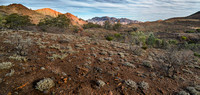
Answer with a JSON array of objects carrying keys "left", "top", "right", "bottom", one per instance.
[
  {"left": 0, "top": 15, "right": 6, "bottom": 29},
  {"left": 104, "top": 20, "right": 112, "bottom": 30},
  {"left": 146, "top": 33, "right": 156, "bottom": 47},
  {"left": 38, "top": 14, "right": 70, "bottom": 28},
  {"left": 113, "top": 21, "right": 121, "bottom": 31},
  {"left": 5, "top": 13, "right": 31, "bottom": 30},
  {"left": 83, "top": 22, "right": 102, "bottom": 29}
]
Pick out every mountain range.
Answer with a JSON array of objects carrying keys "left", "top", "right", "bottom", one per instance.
[
  {"left": 88, "top": 16, "right": 141, "bottom": 25},
  {"left": 0, "top": 4, "right": 87, "bottom": 26}
]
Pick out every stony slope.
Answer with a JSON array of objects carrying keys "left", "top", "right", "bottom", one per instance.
[{"left": 0, "top": 30, "right": 199, "bottom": 95}]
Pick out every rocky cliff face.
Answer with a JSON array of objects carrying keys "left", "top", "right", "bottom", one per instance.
[
  {"left": 88, "top": 16, "right": 141, "bottom": 25},
  {"left": 65, "top": 13, "right": 87, "bottom": 26},
  {"left": 35, "top": 8, "right": 62, "bottom": 17}
]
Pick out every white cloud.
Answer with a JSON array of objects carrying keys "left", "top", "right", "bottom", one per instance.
[{"left": 0, "top": 0, "right": 199, "bottom": 21}]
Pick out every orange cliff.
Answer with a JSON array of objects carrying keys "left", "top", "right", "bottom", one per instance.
[
  {"left": 65, "top": 13, "right": 87, "bottom": 26},
  {"left": 35, "top": 8, "right": 62, "bottom": 17}
]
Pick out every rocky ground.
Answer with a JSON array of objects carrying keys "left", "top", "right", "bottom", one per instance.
[{"left": 0, "top": 30, "right": 199, "bottom": 95}]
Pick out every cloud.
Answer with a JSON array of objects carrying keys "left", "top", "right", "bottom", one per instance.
[{"left": 0, "top": 0, "right": 199, "bottom": 21}]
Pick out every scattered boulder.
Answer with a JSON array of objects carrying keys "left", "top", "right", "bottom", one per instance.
[
  {"left": 96, "top": 80, "right": 105, "bottom": 87},
  {"left": 0, "top": 62, "right": 13, "bottom": 70},
  {"left": 35, "top": 78, "right": 55, "bottom": 92},
  {"left": 118, "top": 53, "right": 125, "bottom": 58}
]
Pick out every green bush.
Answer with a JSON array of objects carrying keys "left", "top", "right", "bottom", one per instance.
[
  {"left": 131, "top": 31, "right": 147, "bottom": 46},
  {"left": 185, "top": 30, "right": 195, "bottom": 33},
  {"left": 155, "top": 39, "right": 162, "bottom": 47},
  {"left": 146, "top": 33, "right": 156, "bottom": 47},
  {"left": 38, "top": 14, "right": 70, "bottom": 28},
  {"left": 168, "top": 39, "right": 178, "bottom": 45},
  {"left": 194, "top": 52, "right": 200, "bottom": 58},
  {"left": 161, "top": 39, "right": 169, "bottom": 49},
  {"left": 106, "top": 36, "right": 114, "bottom": 41},
  {"left": 196, "top": 29, "right": 200, "bottom": 33},
  {"left": 83, "top": 22, "right": 102, "bottom": 29},
  {"left": 181, "top": 36, "right": 187, "bottom": 40},
  {"left": 0, "top": 15, "right": 6, "bottom": 29},
  {"left": 5, "top": 13, "right": 31, "bottom": 29},
  {"left": 114, "top": 33, "right": 122, "bottom": 38},
  {"left": 72, "top": 25, "right": 80, "bottom": 33}
]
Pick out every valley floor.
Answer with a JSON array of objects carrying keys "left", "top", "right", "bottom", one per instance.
[{"left": 0, "top": 30, "right": 199, "bottom": 95}]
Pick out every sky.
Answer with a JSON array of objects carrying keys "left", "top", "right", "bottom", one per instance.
[{"left": 0, "top": 0, "right": 200, "bottom": 21}]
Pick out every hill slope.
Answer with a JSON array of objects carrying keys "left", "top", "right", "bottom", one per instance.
[
  {"left": 0, "top": 4, "right": 46, "bottom": 24},
  {"left": 0, "top": 4, "right": 87, "bottom": 26},
  {"left": 186, "top": 11, "right": 200, "bottom": 19}
]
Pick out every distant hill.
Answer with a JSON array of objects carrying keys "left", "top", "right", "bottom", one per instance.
[
  {"left": 165, "top": 11, "right": 200, "bottom": 21},
  {"left": 186, "top": 11, "right": 200, "bottom": 19},
  {"left": 88, "top": 16, "right": 141, "bottom": 25},
  {"left": 0, "top": 4, "right": 87, "bottom": 26}
]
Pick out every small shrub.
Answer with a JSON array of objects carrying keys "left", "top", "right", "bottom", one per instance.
[
  {"left": 194, "top": 52, "right": 200, "bottom": 58},
  {"left": 48, "top": 53, "right": 68, "bottom": 60},
  {"left": 72, "top": 25, "right": 81, "bottom": 33},
  {"left": 155, "top": 39, "right": 162, "bottom": 47},
  {"left": 196, "top": 29, "right": 200, "bottom": 33},
  {"left": 0, "top": 62, "right": 13, "bottom": 70},
  {"left": 168, "top": 39, "right": 178, "bottom": 45},
  {"left": 185, "top": 30, "right": 195, "bottom": 33},
  {"left": 0, "top": 15, "right": 6, "bottom": 29},
  {"left": 130, "top": 31, "right": 147, "bottom": 46},
  {"left": 139, "top": 81, "right": 149, "bottom": 90},
  {"left": 142, "top": 61, "right": 153, "bottom": 68},
  {"left": 181, "top": 36, "right": 187, "bottom": 40},
  {"left": 125, "top": 79, "right": 138, "bottom": 89},
  {"left": 141, "top": 45, "right": 148, "bottom": 50},
  {"left": 113, "top": 21, "right": 121, "bottom": 31},
  {"left": 5, "top": 13, "right": 32, "bottom": 29},
  {"left": 83, "top": 22, "right": 102, "bottom": 29},
  {"left": 9, "top": 55, "right": 27, "bottom": 62},
  {"left": 106, "top": 36, "right": 114, "bottom": 41},
  {"left": 146, "top": 33, "right": 156, "bottom": 47},
  {"left": 104, "top": 20, "right": 112, "bottom": 30},
  {"left": 35, "top": 78, "right": 55, "bottom": 91},
  {"left": 161, "top": 39, "right": 170, "bottom": 49},
  {"left": 114, "top": 33, "right": 122, "bottom": 38}
]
